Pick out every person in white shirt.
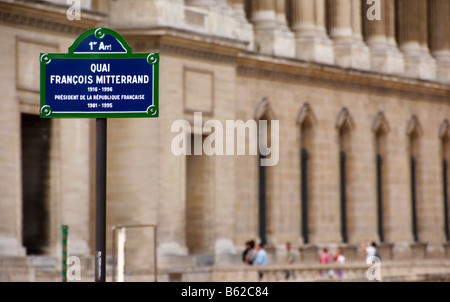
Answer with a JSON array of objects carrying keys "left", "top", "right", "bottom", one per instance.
[
  {"left": 362, "top": 241, "right": 378, "bottom": 264},
  {"left": 334, "top": 249, "right": 345, "bottom": 279}
]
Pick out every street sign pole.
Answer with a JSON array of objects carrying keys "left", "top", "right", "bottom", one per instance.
[
  {"left": 95, "top": 118, "right": 107, "bottom": 282},
  {"left": 40, "top": 28, "right": 159, "bottom": 282}
]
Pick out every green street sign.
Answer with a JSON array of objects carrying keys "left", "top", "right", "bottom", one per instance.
[{"left": 40, "top": 28, "right": 159, "bottom": 118}]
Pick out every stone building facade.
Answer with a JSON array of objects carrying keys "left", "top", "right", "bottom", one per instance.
[{"left": 0, "top": 0, "right": 450, "bottom": 277}]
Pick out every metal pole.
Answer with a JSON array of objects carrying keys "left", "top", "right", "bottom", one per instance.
[
  {"left": 95, "top": 118, "right": 107, "bottom": 282},
  {"left": 443, "top": 159, "right": 449, "bottom": 242},
  {"left": 301, "top": 148, "right": 309, "bottom": 244},
  {"left": 340, "top": 151, "right": 348, "bottom": 244},
  {"left": 61, "top": 225, "right": 68, "bottom": 282},
  {"left": 411, "top": 156, "right": 418, "bottom": 243},
  {"left": 154, "top": 225, "right": 158, "bottom": 282},
  {"left": 377, "top": 154, "right": 384, "bottom": 243},
  {"left": 258, "top": 153, "right": 267, "bottom": 246},
  {"left": 112, "top": 227, "right": 116, "bottom": 282}
]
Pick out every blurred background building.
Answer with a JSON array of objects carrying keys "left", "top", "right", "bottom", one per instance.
[{"left": 0, "top": 0, "right": 449, "bottom": 281}]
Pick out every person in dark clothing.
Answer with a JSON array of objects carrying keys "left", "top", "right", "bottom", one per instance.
[{"left": 242, "top": 240, "right": 256, "bottom": 265}]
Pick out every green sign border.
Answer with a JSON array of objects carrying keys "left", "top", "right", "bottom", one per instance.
[{"left": 40, "top": 28, "right": 159, "bottom": 119}]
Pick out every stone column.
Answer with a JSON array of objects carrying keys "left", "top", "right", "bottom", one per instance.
[
  {"left": 290, "top": 0, "right": 334, "bottom": 64},
  {"left": 429, "top": 0, "right": 450, "bottom": 83},
  {"left": 58, "top": 119, "right": 91, "bottom": 256},
  {"left": 107, "top": 118, "right": 160, "bottom": 268},
  {"left": 350, "top": 0, "right": 363, "bottom": 42},
  {"left": 418, "top": 0, "right": 429, "bottom": 55},
  {"left": 0, "top": 111, "right": 24, "bottom": 255},
  {"left": 109, "top": 0, "right": 185, "bottom": 28},
  {"left": 0, "top": 35, "right": 26, "bottom": 256},
  {"left": 329, "top": 0, "right": 370, "bottom": 69},
  {"left": 227, "top": 0, "right": 247, "bottom": 22},
  {"left": 249, "top": 0, "right": 295, "bottom": 57},
  {"left": 227, "top": 0, "right": 255, "bottom": 51},
  {"left": 91, "top": 0, "right": 109, "bottom": 12},
  {"left": 397, "top": 0, "right": 436, "bottom": 80},
  {"left": 275, "top": 0, "right": 289, "bottom": 30},
  {"left": 329, "top": 0, "right": 353, "bottom": 41},
  {"left": 315, "top": 0, "right": 328, "bottom": 37},
  {"left": 397, "top": 0, "right": 419, "bottom": 54},
  {"left": 250, "top": 0, "right": 277, "bottom": 29},
  {"left": 291, "top": 0, "right": 316, "bottom": 36},
  {"left": 364, "top": 0, "right": 404, "bottom": 74},
  {"left": 364, "top": 0, "right": 386, "bottom": 49},
  {"left": 385, "top": 0, "right": 398, "bottom": 49}
]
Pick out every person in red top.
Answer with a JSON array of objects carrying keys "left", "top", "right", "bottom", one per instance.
[{"left": 333, "top": 249, "right": 345, "bottom": 279}]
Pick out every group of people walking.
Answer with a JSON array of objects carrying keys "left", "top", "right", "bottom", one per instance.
[
  {"left": 319, "top": 247, "right": 346, "bottom": 279},
  {"left": 242, "top": 240, "right": 267, "bottom": 266},
  {"left": 319, "top": 241, "right": 379, "bottom": 279},
  {"left": 242, "top": 240, "right": 379, "bottom": 281},
  {"left": 242, "top": 240, "right": 267, "bottom": 280}
]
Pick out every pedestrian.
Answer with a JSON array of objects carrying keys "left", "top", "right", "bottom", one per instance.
[
  {"left": 319, "top": 248, "right": 333, "bottom": 279},
  {"left": 334, "top": 249, "right": 345, "bottom": 279},
  {"left": 284, "top": 242, "right": 296, "bottom": 280},
  {"left": 253, "top": 242, "right": 267, "bottom": 280},
  {"left": 242, "top": 241, "right": 250, "bottom": 263},
  {"left": 361, "top": 241, "right": 378, "bottom": 264},
  {"left": 242, "top": 240, "right": 256, "bottom": 265}
]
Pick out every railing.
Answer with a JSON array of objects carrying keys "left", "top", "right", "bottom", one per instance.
[
  {"left": 217, "top": 263, "right": 373, "bottom": 282},
  {"left": 185, "top": 7, "right": 207, "bottom": 28},
  {"left": 160, "top": 262, "right": 376, "bottom": 282},
  {"left": 252, "top": 263, "right": 371, "bottom": 282}
]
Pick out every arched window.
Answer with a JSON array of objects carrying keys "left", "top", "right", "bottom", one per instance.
[
  {"left": 407, "top": 115, "right": 423, "bottom": 243},
  {"left": 297, "top": 103, "right": 316, "bottom": 244},
  {"left": 372, "top": 112, "right": 390, "bottom": 243},
  {"left": 336, "top": 108, "right": 355, "bottom": 243},
  {"left": 254, "top": 99, "right": 277, "bottom": 245},
  {"left": 439, "top": 120, "right": 450, "bottom": 242}
]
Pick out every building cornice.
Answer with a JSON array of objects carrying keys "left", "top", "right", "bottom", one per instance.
[
  {"left": 237, "top": 52, "right": 450, "bottom": 103},
  {"left": 115, "top": 27, "right": 450, "bottom": 102},
  {"left": 1, "top": 2, "right": 448, "bottom": 102},
  {"left": 117, "top": 27, "right": 450, "bottom": 102},
  {"left": 117, "top": 26, "right": 249, "bottom": 51},
  {"left": 118, "top": 27, "right": 248, "bottom": 65}
]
